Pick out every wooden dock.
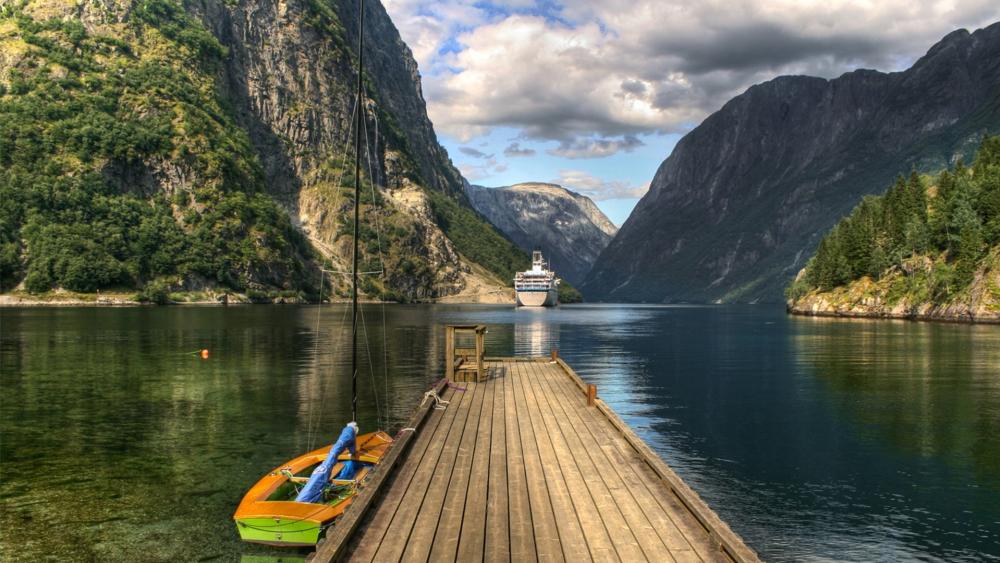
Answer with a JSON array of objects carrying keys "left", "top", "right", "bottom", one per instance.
[{"left": 309, "top": 357, "right": 759, "bottom": 563}]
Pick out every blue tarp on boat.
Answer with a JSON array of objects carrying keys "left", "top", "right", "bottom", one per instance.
[
  {"left": 294, "top": 423, "right": 357, "bottom": 503},
  {"left": 335, "top": 460, "right": 362, "bottom": 480}
]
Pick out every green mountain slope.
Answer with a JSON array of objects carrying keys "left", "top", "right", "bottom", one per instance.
[
  {"left": 0, "top": 0, "right": 527, "bottom": 302},
  {"left": 787, "top": 137, "right": 1000, "bottom": 322}
]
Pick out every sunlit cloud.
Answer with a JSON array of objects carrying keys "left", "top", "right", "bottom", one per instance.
[
  {"left": 553, "top": 169, "right": 650, "bottom": 200},
  {"left": 386, "top": 0, "right": 1000, "bottom": 153}
]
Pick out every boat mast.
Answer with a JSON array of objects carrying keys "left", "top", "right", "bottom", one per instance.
[{"left": 351, "top": 0, "right": 364, "bottom": 424}]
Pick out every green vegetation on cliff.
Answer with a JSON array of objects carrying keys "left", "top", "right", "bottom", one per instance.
[
  {"left": 0, "top": 2, "right": 316, "bottom": 295},
  {"left": 788, "top": 136, "right": 1000, "bottom": 308},
  {"left": 0, "top": 0, "right": 529, "bottom": 302},
  {"left": 426, "top": 190, "right": 529, "bottom": 282}
]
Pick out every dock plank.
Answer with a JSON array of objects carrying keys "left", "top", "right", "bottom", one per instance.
[
  {"left": 317, "top": 358, "right": 758, "bottom": 563},
  {"left": 455, "top": 370, "right": 498, "bottom": 561},
  {"left": 522, "top": 360, "right": 627, "bottom": 562},
  {"left": 503, "top": 361, "right": 539, "bottom": 563},
  {"left": 364, "top": 381, "right": 478, "bottom": 562},
  {"left": 525, "top": 360, "right": 653, "bottom": 562},
  {"left": 339, "top": 383, "right": 459, "bottom": 563},
  {"left": 426, "top": 374, "right": 492, "bottom": 561},
  {"left": 539, "top": 365, "right": 716, "bottom": 561},
  {"left": 394, "top": 380, "right": 484, "bottom": 562},
  {"left": 533, "top": 362, "right": 686, "bottom": 562},
  {"left": 510, "top": 360, "right": 566, "bottom": 563},
  {"left": 514, "top": 360, "right": 594, "bottom": 563},
  {"left": 484, "top": 365, "right": 511, "bottom": 563}
]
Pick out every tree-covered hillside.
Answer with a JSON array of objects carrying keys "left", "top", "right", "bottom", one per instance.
[
  {"left": 787, "top": 136, "right": 1000, "bottom": 318},
  {"left": 0, "top": 0, "right": 530, "bottom": 303},
  {"left": 0, "top": 3, "right": 317, "bottom": 296}
]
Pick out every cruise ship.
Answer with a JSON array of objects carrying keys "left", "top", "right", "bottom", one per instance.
[{"left": 514, "top": 251, "right": 560, "bottom": 307}]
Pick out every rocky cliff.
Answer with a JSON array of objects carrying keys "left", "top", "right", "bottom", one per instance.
[
  {"left": 464, "top": 182, "right": 617, "bottom": 285},
  {"left": 0, "top": 0, "right": 525, "bottom": 301},
  {"left": 583, "top": 23, "right": 1000, "bottom": 304}
]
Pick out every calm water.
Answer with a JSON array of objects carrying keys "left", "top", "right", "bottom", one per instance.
[{"left": 1, "top": 304, "right": 999, "bottom": 562}]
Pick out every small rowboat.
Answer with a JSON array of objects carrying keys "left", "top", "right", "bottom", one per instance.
[{"left": 233, "top": 431, "right": 392, "bottom": 546}]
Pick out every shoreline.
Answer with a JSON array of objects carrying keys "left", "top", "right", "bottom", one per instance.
[
  {"left": 786, "top": 304, "right": 1000, "bottom": 324},
  {"left": 0, "top": 292, "right": 514, "bottom": 307}
]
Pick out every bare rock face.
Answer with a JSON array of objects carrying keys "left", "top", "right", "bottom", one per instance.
[
  {"left": 186, "top": 0, "right": 474, "bottom": 297},
  {"left": 583, "top": 23, "right": 1000, "bottom": 304},
  {"left": 465, "top": 182, "right": 617, "bottom": 285}
]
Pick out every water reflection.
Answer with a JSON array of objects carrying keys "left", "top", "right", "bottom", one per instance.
[
  {"left": 2, "top": 305, "right": 999, "bottom": 562},
  {"left": 793, "top": 316, "right": 1000, "bottom": 487},
  {"left": 513, "top": 311, "right": 559, "bottom": 356}
]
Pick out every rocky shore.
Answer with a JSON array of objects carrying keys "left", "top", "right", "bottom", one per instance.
[
  {"left": 787, "top": 255, "right": 1000, "bottom": 324},
  {"left": 0, "top": 288, "right": 514, "bottom": 307}
]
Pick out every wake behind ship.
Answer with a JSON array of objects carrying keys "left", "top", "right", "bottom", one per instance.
[{"left": 515, "top": 251, "right": 560, "bottom": 307}]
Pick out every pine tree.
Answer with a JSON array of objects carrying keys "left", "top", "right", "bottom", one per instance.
[
  {"left": 929, "top": 169, "right": 955, "bottom": 248},
  {"left": 949, "top": 189, "right": 984, "bottom": 287},
  {"left": 794, "top": 136, "right": 999, "bottom": 298},
  {"left": 973, "top": 136, "right": 1000, "bottom": 244}
]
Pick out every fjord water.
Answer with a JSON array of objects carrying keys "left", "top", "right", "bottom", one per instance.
[{"left": 1, "top": 305, "right": 998, "bottom": 562}]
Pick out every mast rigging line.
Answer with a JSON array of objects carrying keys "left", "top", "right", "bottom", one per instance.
[
  {"left": 351, "top": 0, "right": 365, "bottom": 425},
  {"left": 304, "top": 24, "right": 360, "bottom": 451},
  {"left": 360, "top": 65, "right": 391, "bottom": 434},
  {"left": 322, "top": 270, "right": 384, "bottom": 276}
]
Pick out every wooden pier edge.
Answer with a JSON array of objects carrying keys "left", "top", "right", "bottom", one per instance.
[
  {"left": 306, "top": 378, "right": 449, "bottom": 563},
  {"left": 552, "top": 357, "right": 761, "bottom": 563}
]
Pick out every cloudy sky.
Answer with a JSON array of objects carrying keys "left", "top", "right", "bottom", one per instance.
[{"left": 383, "top": 0, "right": 1000, "bottom": 225}]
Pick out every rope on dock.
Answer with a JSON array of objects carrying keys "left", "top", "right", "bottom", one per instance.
[{"left": 419, "top": 390, "right": 450, "bottom": 410}]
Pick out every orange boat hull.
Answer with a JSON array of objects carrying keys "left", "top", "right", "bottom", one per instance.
[{"left": 234, "top": 431, "right": 392, "bottom": 546}]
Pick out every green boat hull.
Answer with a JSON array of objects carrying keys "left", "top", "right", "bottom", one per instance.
[{"left": 235, "top": 517, "right": 323, "bottom": 547}]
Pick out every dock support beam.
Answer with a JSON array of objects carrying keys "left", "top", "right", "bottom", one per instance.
[{"left": 586, "top": 384, "right": 597, "bottom": 406}]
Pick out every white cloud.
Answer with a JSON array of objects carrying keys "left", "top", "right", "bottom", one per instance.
[
  {"left": 554, "top": 170, "right": 650, "bottom": 200},
  {"left": 385, "top": 0, "right": 1000, "bottom": 153}
]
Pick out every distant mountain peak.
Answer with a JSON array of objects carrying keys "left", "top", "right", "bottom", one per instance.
[{"left": 465, "top": 182, "right": 617, "bottom": 285}]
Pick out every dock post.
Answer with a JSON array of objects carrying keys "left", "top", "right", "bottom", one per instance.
[
  {"left": 445, "top": 326, "right": 456, "bottom": 381},
  {"left": 550, "top": 348, "right": 558, "bottom": 361},
  {"left": 586, "top": 384, "right": 597, "bottom": 406}
]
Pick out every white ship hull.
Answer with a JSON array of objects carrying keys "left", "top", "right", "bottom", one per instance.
[{"left": 516, "top": 288, "right": 559, "bottom": 307}]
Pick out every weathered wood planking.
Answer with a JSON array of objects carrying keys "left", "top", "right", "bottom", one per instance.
[
  {"left": 554, "top": 358, "right": 760, "bottom": 563},
  {"left": 308, "top": 358, "right": 760, "bottom": 563}
]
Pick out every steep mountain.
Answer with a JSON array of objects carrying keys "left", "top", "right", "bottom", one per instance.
[
  {"left": 0, "top": 0, "right": 527, "bottom": 301},
  {"left": 464, "top": 182, "right": 617, "bottom": 285},
  {"left": 786, "top": 137, "right": 1000, "bottom": 323},
  {"left": 583, "top": 23, "right": 1000, "bottom": 304}
]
